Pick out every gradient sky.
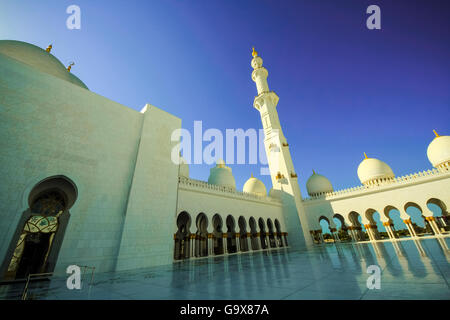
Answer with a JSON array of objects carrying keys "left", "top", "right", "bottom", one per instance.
[{"left": 1, "top": 0, "right": 449, "bottom": 208}]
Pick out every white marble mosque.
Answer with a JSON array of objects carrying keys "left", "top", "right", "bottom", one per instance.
[{"left": 0, "top": 40, "right": 449, "bottom": 299}]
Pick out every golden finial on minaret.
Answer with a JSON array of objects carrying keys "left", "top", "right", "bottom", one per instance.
[
  {"left": 45, "top": 44, "right": 52, "bottom": 53},
  {"left": 67, "top": 62, "right": 75, "bottom": 72},
  {"left": 433, "top": 129, "right": 440, "bottom": 138},
  {"left": 252, "top": 47, "right": 258, "bottom": 58},
  {"left": 364, "top": 152, "right": 368, "bottom": 159}
]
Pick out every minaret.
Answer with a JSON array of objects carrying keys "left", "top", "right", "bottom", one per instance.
[{"left": 250, "top": 47, "right": 312, "bottom": 248}]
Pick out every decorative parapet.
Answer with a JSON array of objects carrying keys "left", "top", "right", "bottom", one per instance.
[
  {"left": 303, "top": 167, "right": 449, "bottom": 202},
  {"left": 178, "top": 176, "right": 282, "bottom": 205}
]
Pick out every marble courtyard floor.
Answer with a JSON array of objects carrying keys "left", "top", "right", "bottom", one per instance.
[{"left": 1, "top": 237, "right": 449, "bottom": 300}]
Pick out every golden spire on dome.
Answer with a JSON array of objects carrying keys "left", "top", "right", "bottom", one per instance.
[
  {"left": 251, "top": 173, "right": 254, "bottom": 178},
  {"left": 45, "top": 44, "right": 52, "bottom": 53},
  {"left": 433, "top": 129, "right": 440, "bottom": 138},
  {"left": 312, "top": 169, "right": 316, "bottom": 174},
  {"left": 364, "top": 152, "right": 369, "bottom": 159},
  {"left": 67, "top": 62, "right": 75, "bottom": 72},
  {"left": 252, "top": 47, "right": 258, "bottom": 58}
]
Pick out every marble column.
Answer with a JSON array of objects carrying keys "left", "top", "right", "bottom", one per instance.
[
  {"left": 403, "top": 219, "right": 417, "bottom": 238},
  {"left": 426, "top": 217, "right": 441, "bottom": 235},
  {"left": 236, "top": 233, "right": 240, "bottom": 252},
  {"left": 383, "top": 222, "right": 395, "bottom": 240},
  {"left": 223, "top": 234, "right": 228, "bottom": 254},
  {"left": 247, "top": 233, "right": 252, "bottom": 251},
  {"left": 190, "top": 234, "right": 195, "bottom": 258},
  {"left": 208, "top": 234, "right": 213, "bottom": 256}
]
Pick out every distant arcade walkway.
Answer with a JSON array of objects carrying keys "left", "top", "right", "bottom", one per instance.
[{"left": 174, "top": 212, "right": 288, "bottom": 260}]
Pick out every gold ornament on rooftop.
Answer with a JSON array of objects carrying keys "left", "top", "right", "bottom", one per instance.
[
  {"left": 45, "top": 44, "right": 52, "bottom": 53},
  {"left": 433, "top": 129, "right": 440, "bottom": 138},
  {"left": 67, "top": 62, "right": 75, "bottom": 72},
  {"left": 252, "top": 47, "right": 258, "bottom": 58}
]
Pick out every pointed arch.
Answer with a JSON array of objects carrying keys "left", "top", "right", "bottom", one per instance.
[{"left": 2, "top": 175, "right": 77, "bottom": 280}]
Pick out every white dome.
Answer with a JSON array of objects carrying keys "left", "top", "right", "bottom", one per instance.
[
  {"left": 179, "top": 156, "right": 189, "bottom": 178},
  {"left": 427, "top": 131, "right": 450, "bottom": 170},
  {"left": 207, "top": 160, "right": 236, "bottom": 189},
  {"left": 243, "top": 174, "right": 267, "bottom": 197},
  {"left": 0, "top": 40, "right": 88, "bottom": 89},
  {"left": 306, "top": 171, "right": 333, "bottom": 196},
  {"left": 357, "top": 154, "right": 395, "bottom": 186}
]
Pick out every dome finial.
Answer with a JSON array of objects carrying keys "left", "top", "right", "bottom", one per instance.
[
  {"left": 216, "top": 159, "right": 226, "bottom": 168},
  {"left": 312, "top": 169, "right": 316, "bottom": 174},
  {"left": 364, "top": 152, "right": 368, "bottom": 159},
  {"left": 45, "top": 44, "right": 52, "bottom": 53},
  {"left": 67, "top": 62, "right": 75, "bottom": 72},
  {"left": 251, "top": 172, "right": 254, "bottom": 178},
  {"left": 433, "top": 129, "right": 440, "bottom": 138},
  {"left": 252, "top": 47, "right": 258, "bottom": 58}
]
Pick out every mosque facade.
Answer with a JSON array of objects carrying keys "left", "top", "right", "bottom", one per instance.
[{"left": 0, "top": 40, "right": 448, "bottom": 281}]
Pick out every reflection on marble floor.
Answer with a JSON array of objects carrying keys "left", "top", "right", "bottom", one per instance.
[{"left": 1, "top": 237, "right": 449, "bottom": 300}]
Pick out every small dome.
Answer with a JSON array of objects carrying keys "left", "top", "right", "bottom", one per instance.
[
  {"left": 306, "top": 171, "right": 333, "bottom": 197},
  {"left": 208, "top": 160, "right": 236, "bottom": 189},
  {"left": 243, "top": 174, "right": 267, "bottom": 197},
  {"left": 179, "top": 156, "right": 189, "bottom": 178},
  {"left": 0, "top": 40, "right": 88, "bottom": 90},
  {"left": 357, "top": 154, "right": 395, "bottom": 186},
  {"left": 427, "top": 130, "right": 450, "bottom": 171}
]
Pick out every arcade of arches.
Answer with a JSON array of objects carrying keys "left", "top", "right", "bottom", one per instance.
[
  {"left": 310, "top": 199, "right": 449, "bottom": 244},
  {"left": 174, "top": 212, "right": 288, "bottom": 260}
]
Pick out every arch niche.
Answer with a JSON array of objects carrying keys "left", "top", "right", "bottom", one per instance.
[{"left": 1, "top": 176, "right": 77, "bottom": 280}]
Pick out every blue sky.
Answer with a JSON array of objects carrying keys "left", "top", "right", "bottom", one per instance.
[{"left": 1, "top": 0, "right": 449, "bottom": 208}]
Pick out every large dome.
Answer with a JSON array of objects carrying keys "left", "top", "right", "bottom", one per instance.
[
  {"left": 0, "top": 40, "right": 88, "bottom": 90},
  {"left": 357, "top": 153, "right": 395, "bottom": 186},
  {"left": 207, "top": 160, "right": 236, "bottom": 189},
  {"left": 306, "top": 171, "right": 333, "bottom": 196},
  {"left": 427, "top": 130, "right": 450, "bottom": 171},
  {"left": 243, "top": 174, "right": 267, "bottom": 197}
]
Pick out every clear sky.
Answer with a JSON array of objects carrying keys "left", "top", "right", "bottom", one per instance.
[{"left": 1, "top": 0, "right": 449, "bottom": 203}]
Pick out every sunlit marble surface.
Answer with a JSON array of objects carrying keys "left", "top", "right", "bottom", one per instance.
[{"left": 1, "top": 237, "right": 449, "bottom": 300}]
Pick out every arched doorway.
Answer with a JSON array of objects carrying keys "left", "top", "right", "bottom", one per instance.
[
  {"left": 333, "top": 214, "right": 350, "bottom": 241},
  {"left": 348, "top": 211, "right": 366, "bottom": 241},
  {"left": 274, "top": 219, "right": 283, "bottom": 247},
  {"left": 383, "top": 206, "right": 404, "bottom": 238},
  {"left": 319, "top": 216, "right": 332, "bottom": 243},
  {"left": 238, "top": 216, "right": 249, "bottom": 252},
  {"left": 195, "top": 213, "right": 208, "bottom": 257},
  {"left": 267, "top": 219, "right": 276, "bottom": 248},
  {"left": 426, "top": 198, "right": 449, "bottom": 232},
  {"left": 404, "top": 202, "right": 430, "bottom": 236},
  {"left": 249, "top": 217, "right": 259, "bottom": 250},
  {"left": 2, "top": 176, "right": 77, "bottom": 280},
  {"left": 258, "top": 218, "right": 268, "bottom": 249},
  {"left": 226, "top": 215, "right": 237, "bottom": 254},
  {"left": 212, "top": 214, "right": 224, "bottom": 255},
  {"left": 365, "top": 209, "right": 383, "bottom": 240},
  {"left": 174, "top": 211, "right": 191, "bottom": 260}
]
